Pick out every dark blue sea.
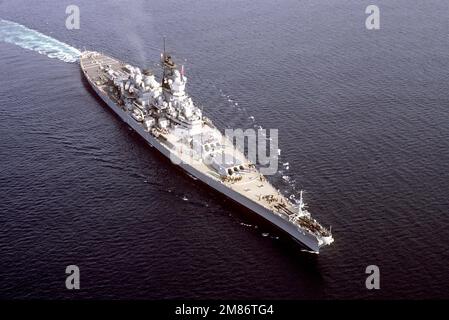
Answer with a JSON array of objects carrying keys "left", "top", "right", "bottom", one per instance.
[{"left": 0, "top": 0, "right": 448, "bottom": 299}]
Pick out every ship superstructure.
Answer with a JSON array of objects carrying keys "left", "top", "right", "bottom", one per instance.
[{"left": 80, "top": 49, "right": 333, "bottom": 253}]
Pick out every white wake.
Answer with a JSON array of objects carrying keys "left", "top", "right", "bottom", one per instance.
[{"left": 0, "top": 19, "right": 80, "bottom": 63}]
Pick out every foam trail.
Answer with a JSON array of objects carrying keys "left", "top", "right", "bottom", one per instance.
[{"left": 0, "top": 19, "right": 81, "bottom": 63}]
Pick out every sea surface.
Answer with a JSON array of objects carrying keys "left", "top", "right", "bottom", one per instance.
[{"left": 0, "top": 0, "right": 448, "bottom": 299}]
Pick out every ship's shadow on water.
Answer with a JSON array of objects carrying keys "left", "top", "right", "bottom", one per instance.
[
  {"left": 230, "top": 200, "right": 326, "bottom": 282},
  {"left": 79, "top": 69, "right": 325, "bottom": 284}
]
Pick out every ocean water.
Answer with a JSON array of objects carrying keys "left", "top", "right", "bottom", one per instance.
[{"left": 0, "top": 0, "right": 448, "bottom": 299}]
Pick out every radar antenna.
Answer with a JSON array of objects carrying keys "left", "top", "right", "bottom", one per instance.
[
  {"left": 299, "top": 190, "right": 305, "bottom": 209},
  {"left": 161, "top": 36, "right": 166, "bottom": 85}
]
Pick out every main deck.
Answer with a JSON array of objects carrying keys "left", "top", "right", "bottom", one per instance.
[{"left": 80, "top": 51, "right": 332, "bottom": 248}]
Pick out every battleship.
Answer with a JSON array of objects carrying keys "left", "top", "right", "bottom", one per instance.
[{"left": 79, "top": 48, "right": 334, "bottom": 253}]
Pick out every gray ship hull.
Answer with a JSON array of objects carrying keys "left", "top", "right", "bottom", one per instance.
[{"left": 80, "top": 53, "right": 325, "bottom": 253}]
